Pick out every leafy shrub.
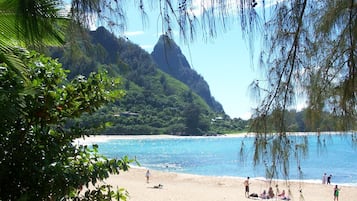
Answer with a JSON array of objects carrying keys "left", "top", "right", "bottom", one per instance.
[{"left": 0, "top": 51, "right": 134, "bottom": 200}]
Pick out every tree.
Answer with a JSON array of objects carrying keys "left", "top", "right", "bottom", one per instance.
[
  {"left": 250, "top": 0, "right": 355, "bottom": 127},
  {"left": 0, "top": 51, "right": 134, "bottom": 200},
  {"left": 246, "top": 0, "right": 356, "bottom": 181},
  {"left": 0, "top": 0, "right": 66, "bottom": 78}
]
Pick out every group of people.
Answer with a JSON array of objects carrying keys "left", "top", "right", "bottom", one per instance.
[
  {"left": 245, "top": 175, "right": 341, "bottom": 201},
  {"left": 244, "top": 177, "right": 289, "bottom": 200},
  {"left": 322, "top": 173, "right": 340, "bottom": 200},
  {"left": 259, "top": 186, "right": 290, "bottom": 200},
  {"left": 147, "top": 171, "right": 341, "bottom": 200},
  {"left": 322, "top": 173, "right": 333, "bottom": 184},
  {"left": 258, "top": 187, "right": 275, "bottom": 199}
]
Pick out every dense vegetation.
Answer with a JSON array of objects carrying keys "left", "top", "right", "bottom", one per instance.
[{"left": 0, "top": 51, "right": 134, "bottom": 200}]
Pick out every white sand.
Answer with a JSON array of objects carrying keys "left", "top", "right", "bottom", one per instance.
[{"left": 101, "top": 168, "right": 357, "bottom": 201}]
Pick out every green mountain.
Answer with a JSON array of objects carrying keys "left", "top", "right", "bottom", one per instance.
[
  {"left": 151, "top": 35, "right": 224, "bottom": 113},
  {"left": 48, "top": 27, "right": 247, "bottom": 135}
]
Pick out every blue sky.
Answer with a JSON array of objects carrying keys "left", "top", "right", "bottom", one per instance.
[{"left": 119, "top": 5, "right": 263, "bottom": 120}]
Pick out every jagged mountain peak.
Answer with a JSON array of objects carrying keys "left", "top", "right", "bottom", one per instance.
[
  {"left": 152, "top": 35, "right": 191, "bottom": 71},
  {"left": 151, "top": 35, "right": 224, "bottom": 113}
]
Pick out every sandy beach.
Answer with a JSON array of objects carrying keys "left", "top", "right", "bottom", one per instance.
[
  {"left": 79, "top": 134, "right": 357, "bottom": 201},
  {"left": 101, "top": 168, "right": 357, "bottom": 201}
]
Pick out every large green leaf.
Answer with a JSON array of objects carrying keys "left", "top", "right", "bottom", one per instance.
[{"left": 0, "top": 0, "right": 67, "bottom": 47}]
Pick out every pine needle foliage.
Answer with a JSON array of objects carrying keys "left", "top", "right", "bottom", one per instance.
[
  {"left": 133, "top": 0, "right": 356, "bottom": 182},
  {"left": 247, "top": 0, "right": 356, "bottom": 181}
]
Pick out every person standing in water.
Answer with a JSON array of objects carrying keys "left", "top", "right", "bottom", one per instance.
[
  {"left": 322, "top": 173, "right": 327, "bottom": 184},
  {"left": 327, "top": 174, "right": 332, "bottom": 184}
]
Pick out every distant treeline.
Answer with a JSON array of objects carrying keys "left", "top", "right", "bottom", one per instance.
[{"left": 249, "top": 108, "right": 356, "bottom": 133}]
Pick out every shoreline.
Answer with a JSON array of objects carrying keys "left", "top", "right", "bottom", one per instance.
[
  {"left": 100, "top": 167, "right": 357, "bottom": 201},
  {"left": 74, "top": 131, "right": 353, "bottom": 144},
  {"left": 126, "top": 164, "right": 357, "bottom": 187}
]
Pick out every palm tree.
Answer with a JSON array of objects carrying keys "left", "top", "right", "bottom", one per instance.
[
  {"left": 0, "top": 0, "right": 125, "bottom": 76},
  {"left": 0, "top": 0, "right": 66, "bottom": 79}
]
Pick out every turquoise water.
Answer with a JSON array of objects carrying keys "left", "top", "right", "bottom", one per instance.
[{"left": 95, "top": 133, "right": 357, "bottom": 186}]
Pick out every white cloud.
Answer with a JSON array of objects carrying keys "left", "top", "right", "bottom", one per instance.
[
  {"left": 140, "top": 44, "right": 154, "bottom": 51},
  {"left": 60, "top": 1, "right": 98, "bottom": 30},
  {"left": 124, "top": 31, "right": 145, "bottom": 36},
  {"left": 190, "top": 0, "right": 281, "bottom": 16},
  {"left": 88, "top": 15, "right": 98, "bottom": 31},
  {"left": 240, "top": 111, "right": 252, "bottom": 120},
  {"left": 295, "top": 100, "right": 307, "bottom": 112},
  {"left": 190, "top": 0, "right": 245, "bottom": 16}
]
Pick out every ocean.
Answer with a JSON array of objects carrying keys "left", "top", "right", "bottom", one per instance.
[{"left": 94, "top": 133, "right": 357, "bottom": 186}]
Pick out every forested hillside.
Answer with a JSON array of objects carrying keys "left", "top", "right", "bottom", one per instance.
[
  {"left": 151, "top": 35, "right": 224, "bottom": 113},
  {"left": 49, "top": 27, "right": 247, "bottom": 135}
]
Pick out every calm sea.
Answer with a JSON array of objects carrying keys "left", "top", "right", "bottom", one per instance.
[{"left": 94, "top": 133, "right": 357, "bottom": 186}]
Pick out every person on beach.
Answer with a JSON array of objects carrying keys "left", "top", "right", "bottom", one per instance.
[
  {"left": 146, "top": 169, "right": 151, "bottom": 183},
  {"left": 322, "top": 173, "right": 327, "bottom": 184},
  {"left": 244, "top": 177, "right": 250, "bottom": 198},
  {"left": 260, "top": 190, "right": 268, "bottom": 199},
  {"left": 334, "top": 185, "right": 340, "bottom": 201},
  {"left": 278, "top": 189, "right": 291, "bottom": 200},
  {"left": 278, "top": 189, "right": 285, "bottom": 198},
  {"left": 327, "top": 174, "right": 332, "bottom": 184},
  {"left": 268, "top": 186, "right": 275, "bottom": 198}
]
